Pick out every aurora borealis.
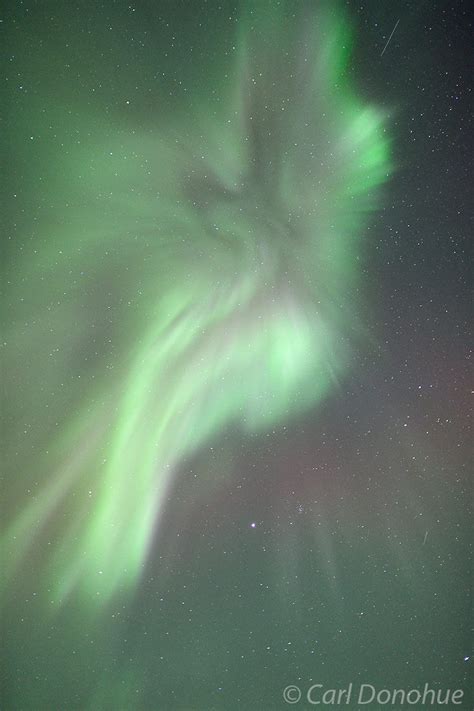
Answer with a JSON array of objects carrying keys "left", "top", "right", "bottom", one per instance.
[
  {"left": 4, "top": 0, "right": 391, "bottom": 604},
  {"left": 2, "top": 1, "right": 471, "bottom": 710}
]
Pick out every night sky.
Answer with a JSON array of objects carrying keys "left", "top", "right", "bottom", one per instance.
[{"left": 1, "top": 1, "right": 472, "bottom": 710}]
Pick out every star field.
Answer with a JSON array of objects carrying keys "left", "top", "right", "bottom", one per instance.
[{"left": 1, "top": 1, "right": 471, "bottom": 710}]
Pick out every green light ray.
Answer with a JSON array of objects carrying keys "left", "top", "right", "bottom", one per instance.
[{"left": 2, "top": 1, "right": 392, "bottom": 609}]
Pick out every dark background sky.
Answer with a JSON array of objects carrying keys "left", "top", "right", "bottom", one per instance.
[{"left": 2, "top": 1, "right": 472, "bottom": 709}]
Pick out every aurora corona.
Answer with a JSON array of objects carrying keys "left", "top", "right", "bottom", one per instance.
[{"left": 3, "top": 1, "right": 391, "bottom": 608}]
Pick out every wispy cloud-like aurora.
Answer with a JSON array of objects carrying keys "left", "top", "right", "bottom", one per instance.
[{"left": 3, "top": 1, "right": 391, "bottom": 609}]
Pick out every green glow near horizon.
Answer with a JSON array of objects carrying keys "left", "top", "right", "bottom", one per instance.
[{"left": 3, "top": 1, "right": 391, "bottom": 608}]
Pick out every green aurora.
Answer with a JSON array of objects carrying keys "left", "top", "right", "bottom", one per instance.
[{"left": 3, "top": 1, "right": 391, "bottom": 610}]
